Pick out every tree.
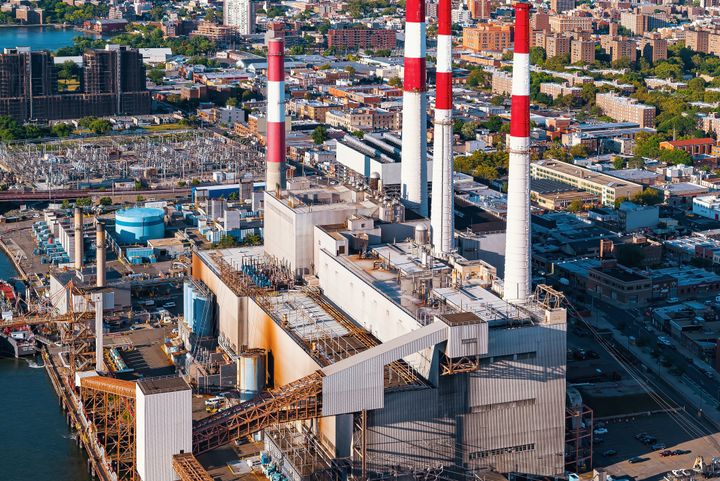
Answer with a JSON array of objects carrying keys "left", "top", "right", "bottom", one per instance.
[
  {"left": 569, "top": 144, "right": 589, "bottom": 158},
  {"left": 352, "top": 130, "right": 365, "bottom": 139},
  {"left": 530, "top": 47, "right": 546, "bottom": 66},
  {"left": 312, "top": 126, "right": 328, "bottom": 145},
  {"left": 76, "top": 197, "right": 92, "bottom": 207},
  {"left": 191, "top": 178, "right": 200, "bottom": 186},
  {"left": 215, "top": 235, "right": 238, "bottom": 248},
  {"left": 490, "top": 95, "right": 505, "bottom": 106},
  {"left": 461, "top": 121, "right": 479, "bottom": 140},
  {"left": 148, "top": 68, "right": 165, "bottom": 85},
  {"left": 567, "top": 200, "right": 584, "bottom": 213},
  {"left": 51, "top": 123, "right": 73, "bottom": 138},
  {"left": 242, "top": 233, "right": 263, "bottom": 246},
  {"left": 88, "top": 118, "right": 112, "bottom": 134},
  {"left": 634, "top": 133, "right": 663, "bottom": 158},
  {"left": 99, "top": 197, "right": 112, "bottom": 206},
  {"left": 134, "top": 180, "right": 143, "bottom": 190},
  {"left": 613, "top": 156, "right": 626, "bottom": 170},
  {"left": 388, "top": 76, "right": 402, "bottom": 88},
  {"left": 659, "top": 148, "right": 693, "bottom": 166},
  {"left": 632, "top": 188, "right": 662, "bottom": 205}
]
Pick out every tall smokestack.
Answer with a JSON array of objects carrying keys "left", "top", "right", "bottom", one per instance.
[
  {"left": 431, "top": 0, "right": 454, "bottom": 256},
  {"left": 400, "top": 0, "right": 428, "bottom": 217},
  {"left": 266, "top": 38, "right": 286, "bottom": 193},
  {"left": 503, "top": 2, "right": 532, "bottom": 303},
  {"left": 74, "top": 207, "right": 83, "bottom": 271},
  {"left": 96, "top": 221, "right": 106, "bottom": 288}
]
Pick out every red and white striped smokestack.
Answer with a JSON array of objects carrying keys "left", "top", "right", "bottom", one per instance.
[
  {"left": 503, "top": 2, "right": 532, "bottom": 303},
  {"left": 401, "top": 0, "right": 428, "bottom": 217},
  {"left": 430, "top": 0, "right": 454, "bottom": 255},
  {"left": 266, "top": 38, "right": 286, "bottom": 192}
]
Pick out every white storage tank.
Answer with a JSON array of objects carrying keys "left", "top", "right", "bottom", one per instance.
[{"left": 236, "top": 349, "right": 266, "bottom": 401}]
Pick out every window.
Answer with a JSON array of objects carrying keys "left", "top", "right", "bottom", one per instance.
[{"left": 469, "top": 443, "right": 536, "bottom": 460}]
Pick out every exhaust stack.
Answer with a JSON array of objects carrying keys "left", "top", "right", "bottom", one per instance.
[
  {"left": 266, "top": 38, "right": 286, "bottom": 193},
  {"left": 430, "top": 0, "right": 454, "bottom": 255},
  {"left": 96, "top": 222, "right": 106, "bottom": 288},
  {"left": 503, "top": 2, "right": 532, "bottom": 303},
  {"left": 400, "top": 0, "right": 428, "bottom": 217},
  {"left": 74, "top": 207, "right": 83, "bottom": 270}
]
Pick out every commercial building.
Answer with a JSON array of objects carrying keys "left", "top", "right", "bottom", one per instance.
[
  {"left": 659, "top": 138, "right": 715, "bottom": 156},
  {"left": 462, "top": 24, "right": 513, "bottom": 52},
  {"left": 531, "top": 159, "right": 643, "bottom": 205},
  {"left": 693, "top": 195, "right": 720, "bottom": 220},
  {"left": 595, "top": 93, "right": 655, "bottom": 128},
  {"left": 223, "top": 0, "right": 255, "bottom": 35},
  {"left": 0, "top": 46, "right": 150, "bottom": 122},
  {"left": 328, "top": 29, "right": 396, "bottom": 50}
]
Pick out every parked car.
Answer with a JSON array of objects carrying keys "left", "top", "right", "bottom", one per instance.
[
  {"left": 673, "top": 449, "right": 691, "bottom": 455},
  {"left": 629, "top": 457, "right": 649, "bottom": 464},
  {"left": 660, "top": 450, "right": 674, "bottom": 457},
  {"left": 603, "top": 450, "right": 617, "bottom": 457},
  {"left": 594, "top": 428, "right": 609, "bottom": 435},
  {"left": 652, "top": 443, "right": 666, "bottom": 450}
]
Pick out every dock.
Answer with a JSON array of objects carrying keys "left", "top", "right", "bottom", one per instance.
[{"left": 41, "top": 348, "right": 116, "bottom": 481}]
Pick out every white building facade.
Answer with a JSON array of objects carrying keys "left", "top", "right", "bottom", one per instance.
[{"left": 223, "top": 0, "right": 255, "bottom": 35}]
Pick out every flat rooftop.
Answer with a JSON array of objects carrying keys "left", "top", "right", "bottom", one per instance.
[
  {"left": 137, "top": 376, "right": 190, "bottom": 395},
  {"left": 533, "top": 160, "right": 643, "bottom": 189}
]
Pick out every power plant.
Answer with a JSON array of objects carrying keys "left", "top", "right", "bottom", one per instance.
[{"left": 14, "top": 4, "right": 570, "bottom": 481}]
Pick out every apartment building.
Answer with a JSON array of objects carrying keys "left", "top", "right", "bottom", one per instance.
[
  {"left": 545, "top": 33, "right": 571, "bottom": 57},
  {"left": 462, "top": 23, "right": 513, "bottom": 52},
  {"left": 531, "top": 159, "right": 643, "bottom": 205},
  {"left": 596, "top": 93, "right": 655, "bottom": 128},
  {"left": 550, "top": 14, "right": 593, "bottom": 33},
  {"left": 328, "top": 29, "right": 396, "bottom": 50},
  {"left": 640, "top": 34, "right": 667, "bottom": 62},
  {"left": 287, "top": 99, "right": 341, "bottom": 122},
  {"left": 686, "top": 29, "right": 710, "bottom": 53},
  {"left": 531, "top": 12, "right": 551, "bottom": 32},
  {"left": 468, "top": 0, "right": 492, "bottom": 19},
  {"left": 540, "top": 83, "right": 581, "bottom": 99},
  {"left": 491, "top": 71, "right": 513, "bottom": 95},
  {"left": 659, "top": 138, "right": 715, "bottom": 156},
  {"left": 325, "top": 108, "right": 399, "bottom": 131},
  {"left": 551, "top": 0, "right": 576, "bottom": 13},
  {"left": 571, "top": 39, "right": 595, "bottom": 63}
]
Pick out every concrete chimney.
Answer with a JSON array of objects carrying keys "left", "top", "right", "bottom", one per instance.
[
  {"left": 74, "top": 207, "right": 83, "bottom": 271},
  {"left": 400, "top": 0, "right": 428, "bottom": 217},
  {"left": 96, "top": 221, "right": 106, "bottom": 288},
  {"left": 430, "top": 0, "right": 454, "bottom": 256},
  {"left": 94, "top": 292, "right": 104, "bottom": 372},
  {"left": 503, "top": 2, "right": 532, "bottom": 303},
  {"left": 266, "top": 38, "right": 286, "bottom": 193}
]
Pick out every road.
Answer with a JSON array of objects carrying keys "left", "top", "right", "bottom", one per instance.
[{"left": 577, "top": 296, "right": 720, "bottom": 429}]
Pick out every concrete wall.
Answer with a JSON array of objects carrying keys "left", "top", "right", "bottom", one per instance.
[
  {"left": 317, "top": 249, "right": 433, "bottom": 378},
  {"left": 264, "top": 192, "right": 375, "bottom": 275}
]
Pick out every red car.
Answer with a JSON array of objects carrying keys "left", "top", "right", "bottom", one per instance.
[{"left": 660, "top": 450, "right": 674, "bottom": 457}]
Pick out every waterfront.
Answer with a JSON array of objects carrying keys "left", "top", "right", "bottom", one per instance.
[
  {"left": 0, "top": 25, "right": 95, "bottom": 51},
  {"left": 0, "top": 249, "right": 91, "bottom": 481}
]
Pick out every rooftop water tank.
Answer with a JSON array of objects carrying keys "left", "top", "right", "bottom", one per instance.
[{"left": 115, "top": 207, "right": 165, "bottom": 244}]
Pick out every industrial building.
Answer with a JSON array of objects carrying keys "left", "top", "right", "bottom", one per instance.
[{"left": 28, "top": 4, "right": 571, "bottom": 481}]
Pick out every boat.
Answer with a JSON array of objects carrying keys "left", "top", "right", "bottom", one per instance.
[{"left": 0, "top": 281, "right": 35, "bottom": 357}]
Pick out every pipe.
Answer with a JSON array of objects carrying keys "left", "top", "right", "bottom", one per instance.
[
  {"left": 74, "top": 207, "right": 83, "bottom": 270},
  {"left": 431, "top": 0, "right": 454, "bottom": 256},
  {"left": 266, "top": 38, "right": 286, "bottom": 193},
  {"left": 503, "top": 2, "right": 532, "bottom": 303},
  {"left": 96, "top": 222, "right": 106, "bottom": 288},
  {"left": 400, "top": 0, "right": 428, "bottom": 217}
]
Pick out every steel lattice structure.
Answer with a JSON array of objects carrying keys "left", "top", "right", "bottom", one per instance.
[
  {"left": 192, "top": 371, "right": 324, "bottom": 455},
  {"left": 80, "top": 377, "right": 137, "bottom": 481},
  {"left": 172, "top": 453, "right": 214, "bottom": 481}
]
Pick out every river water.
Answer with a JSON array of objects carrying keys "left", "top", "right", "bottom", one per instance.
[
  {"left": 0, "top": 25, "right": 95, "bottom": 51},
  {"left": 0, "top": 249, "right": 91, "bottom": 481}
]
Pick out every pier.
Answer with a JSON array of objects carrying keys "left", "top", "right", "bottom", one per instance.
[{"left": 42, "top": 348, "right": 116, "bottom": 481}]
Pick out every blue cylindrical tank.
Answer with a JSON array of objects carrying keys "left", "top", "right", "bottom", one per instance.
[
  {"left": 237, "top": 349, "right": 266, "bottom": 401},
  {"left": 115, "top": 207, "right": 165, "bottom": 244}
]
